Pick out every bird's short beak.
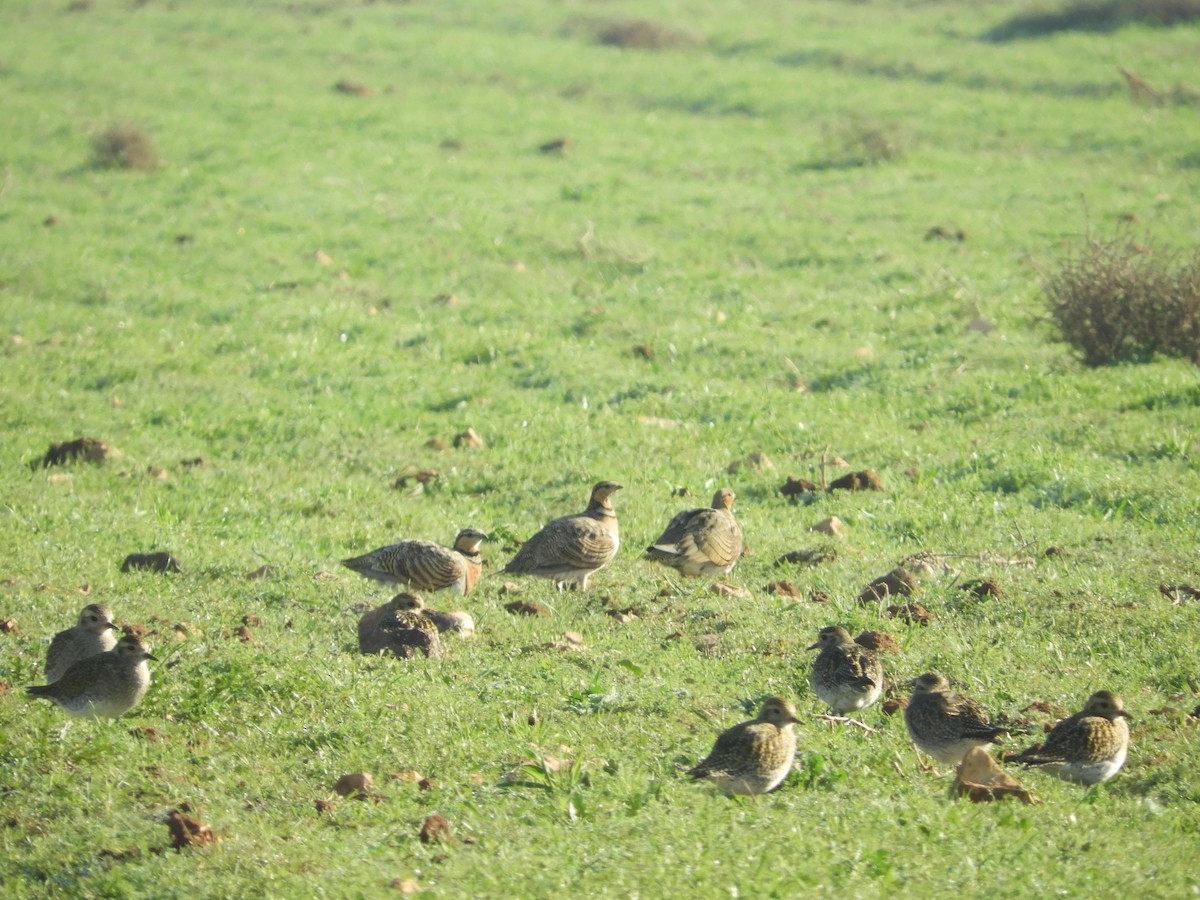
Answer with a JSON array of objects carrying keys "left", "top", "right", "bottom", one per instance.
[
  {"left": 145, "top": 653, "right": 159, "bottom": 662},
  {"left": 106, "top": 623, "right": 118, "bottom": 631},
  {"left": 1117, "top": 710, "right": 1132, "bottom": 721},
  {"left": 806, "top": 641, "right": 820, "bottom": 651},
  {"left": 786, "top": 714, "right": 800, "bottom": 725}
]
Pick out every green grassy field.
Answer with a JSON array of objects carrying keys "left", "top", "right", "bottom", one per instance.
[{"left": 2, "top": 0, "right": 1199, "bottom": 895}]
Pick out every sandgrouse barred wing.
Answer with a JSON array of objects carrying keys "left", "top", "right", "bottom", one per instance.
[
  {"left": 644, "top": 487, "right": 743, "bottom": 577},
  {"left": 1011, "top": 690, "right": 1131, "bottom": 785},
  {"left": 44, "top": 603, "right": 118, "bottom": 683},
  {"left": 502, "top": 481, "right": 621, "bottom": 591},
  {"left": 342, "top": 528, "right": 486, "bottom": 596},
  {"left": 904, "top": 671, "right": 1009, "bottom": 766},
  {"left": 27, "top": 635, "right": 156, "bottom": 719},
  {"left": 807, "top": 625, "right": 883, "bottom": 715},
  {"left": 688, "top": 696, "right": 799, "bottom": 795}
]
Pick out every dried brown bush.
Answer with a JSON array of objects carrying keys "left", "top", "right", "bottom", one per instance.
[
  {"left": 1046, "top": 234, "right": 1200, "bottom": 365},
  {"left": 91, "top": 122, "right": 158, "bottom": 171}
]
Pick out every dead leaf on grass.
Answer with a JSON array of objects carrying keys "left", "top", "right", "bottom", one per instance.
[
  {"left": 0, "top": 619, "right": 18, "bottom": 635},
  {"left": 809, "top": 516, "right": 848, "bottom": 538},
  {"left": 334, "top": 772, "right": 374, "bottom": 799},
  {"left": 35, "top": 437, "right": 113, "bottom": 469},
  {"left": 453, "top": 427, "right": 484, "bottom": 449},
  {"left": 828, "top": 469, "right": 883, "bottom": 492},
  {"left": 886, "top": 602, "right": 931, "bottom": 624},
  {"left": 854, "top": 630, "right": 899, "bottom": 652},
  {"left": 765, "top": 580, "right": 800, "bottom": 597},
  {"left": 419, "top": 814, "right": 455, "bottom": 845},
  {"left": 505, "top": 600, "right": 550, "bottom": 617},
  {"left": 165, "top": 810, "right": 218, "bottom": 849},
  {"left": 858, "top": 568, "right": 919, "bottom": 604},
  {"left": 953, "top": 747, "right": 1039, "bottom": 805},
  {"left": 710, "top": 583, "right": 750, "bottom": 599},
  {"left": 780, "top": 476, "right": 818, "bottom": 497},
  {"left": 120, "top": 552, "right": 182, "bottom": 574}
]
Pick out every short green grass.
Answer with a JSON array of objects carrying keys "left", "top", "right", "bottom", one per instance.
[{"left": 2, "top": 0, "right": 1199, "bottom": 895}]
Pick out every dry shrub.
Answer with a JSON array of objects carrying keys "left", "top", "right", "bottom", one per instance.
[
  {"left": 595, "top": 19, "right": 694, "bottom": 50},
  {"left": 985, "top": 0, "right": 1200, "bottom": 40},
  {"left": 91, "top": 122, "right": 157, "bottom": 171},
  {"left": 1046, "top": 233, "right": 1200, "bottom": 365}
]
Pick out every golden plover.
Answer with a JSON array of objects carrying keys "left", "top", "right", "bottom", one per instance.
[
  {"left": 26, "top": 635, "right": 156, "bottom": 718},
  {"left": 904, "top": 671, "right": 1009, "bottom": 766},
  {"left": 687, "top": 696, "right": 799, "bottom": 795},
  {"left": 807, "top": 625, "right": 883, "bottom": 715},
  {"left": 342, "top": 528, "right": 486, "bottom": 596},
  {"left": 44, "top": 603, "right": 118, "bottom": 683},
  {"left": 502, "top": 481, "right": 621, "bottom": 591},
  {"left": 644, "top": 487, "right": 743, "bottom": 577},
  {"left": 383, "top": 592, "right": 474, "bottom": 637},
  {"left": 358, "top": 594, "right": 442, "bottom": 658},
  {"left": 1011, "top": 690, "right": 1131, "bottom": 785}
]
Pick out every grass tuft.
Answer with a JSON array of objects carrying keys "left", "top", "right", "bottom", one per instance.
[
  {"left": 593, "top": 19, "right": 696, "bottom": 51},
  {"left": 90, "top": 122, "right": 158, "bottom": 171},
  {"left": 1046, "top": 232, "right": 1200, "bottom": 366}
]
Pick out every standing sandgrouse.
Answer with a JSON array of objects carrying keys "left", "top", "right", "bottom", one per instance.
[
  {"left": 502, "top": 481, "right": 621, "bottom": 591},
  {"left": 807, "top": 625, "right": 884, "bottom": 715},
  {"left": 904, "top": 672, "right": 1009, "bottom": 767},
  {"left": 44, "top": 603, "right": 118, "bottom": 683},
  {"left": 342, "top": 528, "right": 486, "bottom": 596},
  {"left": 26, "top": 635, "right": 157, "bottom": 718},
  {"left": 644, "top": 487, "right": 743, "bottom": 577},
  {"left": 687, "top": 697, "right": 799, "bottom": 795},
  {"left": 1010, "top": 690, "right": 1131, "bottom": 785}
]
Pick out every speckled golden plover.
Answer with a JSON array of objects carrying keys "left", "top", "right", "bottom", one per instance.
[
  {"left": 44, "top": 603, "right": 118, "bottom": 683},
  {"left": 502, "top": 481, "right": 621, "bottom": 591},
  {"left": 1011, "top": 690, "right": 1131, "bottom": 785},
  {"left": 342, "top": 528, "right": 486, "bottom": 596},
  {"left": 644, "top": 487, "right": 743, "bottom": 577},
  {"left": 904, "top": 672, "right": 1009, "bottom": 767},
  {"left": 687, "top": 697, "right": 799, "bottom": 795},
  {"left": 26, "top": 635, "right": 156, "bottom": 718},
  {"left": 807, "top": 625, "right": 883, "bottom": 715},
  {"left": 358, "top": 594, "right": 443, "bottom": 658}
]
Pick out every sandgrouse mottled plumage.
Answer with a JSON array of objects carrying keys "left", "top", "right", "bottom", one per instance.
[
  {"left": 44, "top": 603, "right": 118, "bottom": 683},
  {"left": 904, "top": 671, "right": 1009, "bottom": 766},
  {"left": 27, "top": 635, "right": 156, "bottom": 719},
  {"left": 687, "top": 697, "right": 799, "bottom": 795},
  {"left": 1011, "top": 690, "right": 1131, "bottom": 785},
  {"left": 387, "top": 592, "right": 475, "bottom": 637},
  {"left": 502, "top": 481, "right": 621, "bottom": 591},
  {"left": 807, "top": 625, "right": 884, "bottom": 715},
  {"left": 342, "top": 528, "right": 486, "bottom": 596},
  {"left": 644, "top": 487, "right": 743, "bottom": 577}
]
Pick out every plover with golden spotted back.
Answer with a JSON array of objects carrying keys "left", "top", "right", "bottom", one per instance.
[
  {"left": 358, "top": 594, "right": 443, "bottom": 658},
  {"left": 904, "top": 672, "right": 1009, "bottom": 767},
  {"left": 503, "top": 481, "right": 621, "bottom": 591},
  {"left": 807, "top": 626, "right": 883, "bottom": 715},
  {"left": 644, "top": 487, "right": 743, "bottom": 577},
  {"left": 687, "top": 697, "right": 799, "bottom": 795},
  {"left": 1012, "top": 690, "right": 1131, "bottom": 785},
  {"left": 44, "top": 603, "right": 118, "bottom": 683},
  {"left": 387, "top": 592, "right": 475, "bottom": 637},
  {"left": 27, "top": 635, "right": 156, "bottom": 718},
  {"left": 342, "top": 528, "right": 486, "bottom": 596}
]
